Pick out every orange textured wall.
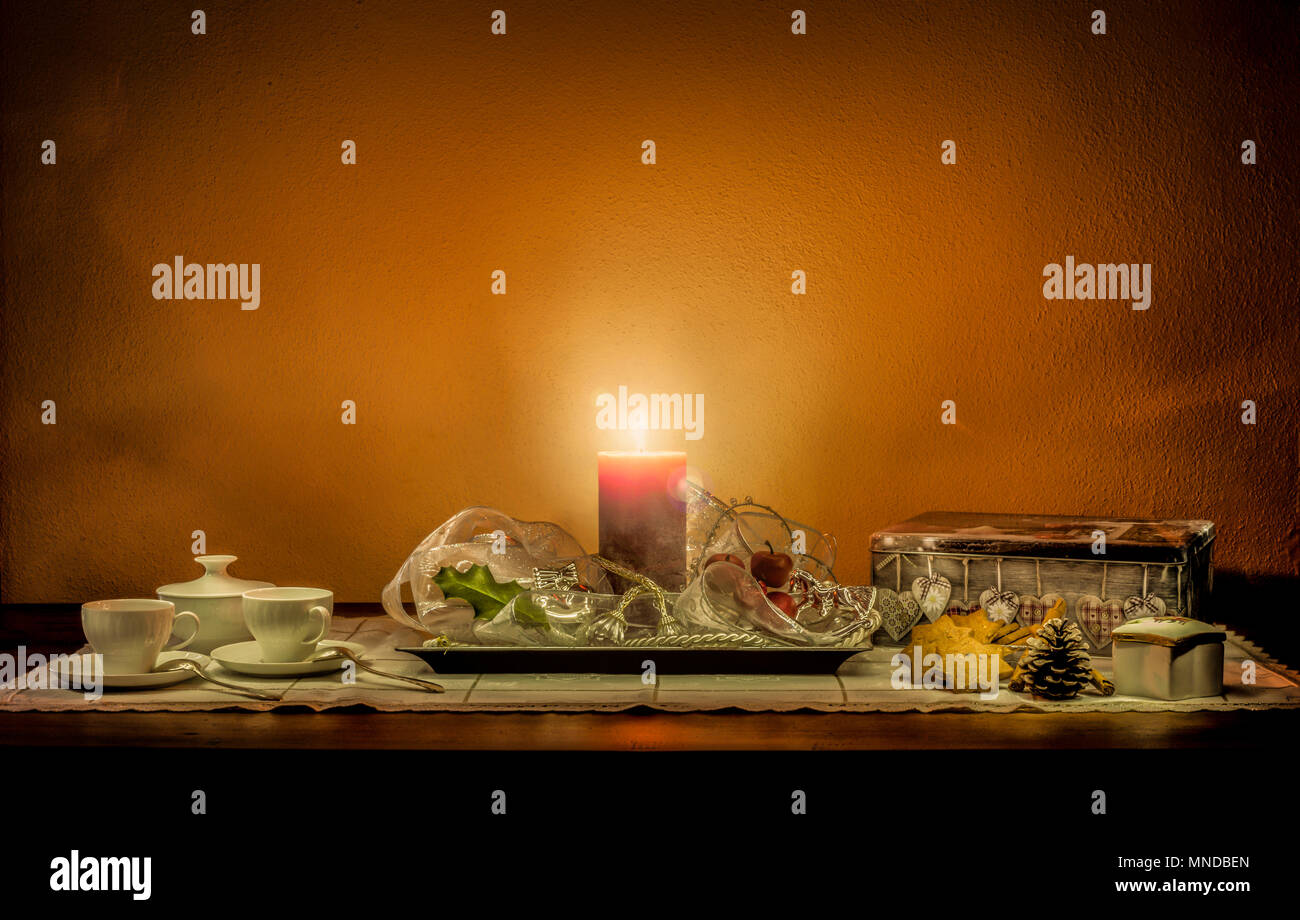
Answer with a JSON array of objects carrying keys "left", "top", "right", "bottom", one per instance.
[{"left": 2, "top": 0, "right": 1297, "bottom": 603}]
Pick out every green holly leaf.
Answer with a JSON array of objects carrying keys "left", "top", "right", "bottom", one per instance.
[
  {"left": 511, "top": 594, "right": 551, "bottom": 630},
  {"left": 433, "top": 564, "right": 524, "bottom": 620}
]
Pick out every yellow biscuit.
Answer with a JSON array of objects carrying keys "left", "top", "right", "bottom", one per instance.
[
  {"left": 949, "top": 608, "right": 1002, "bottom": 643},
  {"left": 908, "top": 616, "right": 964, "bottom": 649},
  {"left": 906, "top": 614, "right": 1011, "bottom": 687}
]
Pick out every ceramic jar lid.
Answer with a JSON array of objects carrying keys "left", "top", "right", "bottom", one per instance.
[
  {"left": 1112, "top": 616, "right": 1225, "bottom": 649},
  {"left": 158, "top": 555, "right": 273, "bottom": 599}
]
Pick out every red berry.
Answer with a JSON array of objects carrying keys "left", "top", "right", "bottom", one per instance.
[{"left": 767, "top": 591, "right": 798, "bottom": 619}]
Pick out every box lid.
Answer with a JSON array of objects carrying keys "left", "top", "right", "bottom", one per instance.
[
  {"left": 870, "top": 512, "right": 1214, "bottom": 564},
  {"left": 1112, "top": 616, "right": 1225, "bottom": 648}
]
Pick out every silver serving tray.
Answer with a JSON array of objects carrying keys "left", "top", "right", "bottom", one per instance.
[{"left": 397, "top": 645, "right": 866, "bottom": 674}]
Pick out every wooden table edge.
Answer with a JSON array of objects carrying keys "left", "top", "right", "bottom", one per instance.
[{"left": 2, "top": 708, "right": 1295, "bottom": 751}]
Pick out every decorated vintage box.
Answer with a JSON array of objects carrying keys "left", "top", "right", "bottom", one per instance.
[{"left": 869, "top": 513, "right": 1215, "bottom": 653}]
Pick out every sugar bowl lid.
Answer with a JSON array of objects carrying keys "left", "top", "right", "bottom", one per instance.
[
  {"left": 1112, "top": 616, "right": 1225, "bottom": 648},
  {"left": 158, "top": 555, "right": 274, "bottom": 599}
]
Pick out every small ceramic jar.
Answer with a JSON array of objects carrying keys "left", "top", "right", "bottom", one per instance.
[
  {"left": 1112, "top": 616, "right": 1226, "bottom": 700},
  {"left": 157, "top": 555, "right": 274, "bottom": 654}
]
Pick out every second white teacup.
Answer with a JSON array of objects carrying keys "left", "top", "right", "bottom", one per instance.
[{"left": 242, "top": 587, "right": 333, "bottom": 662}]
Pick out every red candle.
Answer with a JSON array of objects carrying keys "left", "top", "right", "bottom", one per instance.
[{"left": 598, "top": 450, "right": 688, "bottom": 592}]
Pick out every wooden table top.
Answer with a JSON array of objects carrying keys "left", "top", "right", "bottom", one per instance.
[{"left": 4, "top": 601, "right": 1297, "bottom": 751}]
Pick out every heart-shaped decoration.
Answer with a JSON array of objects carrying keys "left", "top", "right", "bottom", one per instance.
[
  {"left": 979, "top": 586, "right": 1020, "bottom": 623},
  {"left": 1016, "top": 594, "right": 1046, "bottom": 627},
  {"left": 1123, "top": 593, "right": 1167, "bottom": 620},
  {"left": 1016, "top": 593, "right": 1063, "bottom": 629},
  {"left": 1076, "top": 595, "right": 1126, "bottom": 650},
  {"left": 876, "top": 588, "right": 924, "bottom": 642},
  {"left": 944, "top": 598, "right": 975, "bottom": 617},
  {"left": 912, "top": 574, "right": 952, "bottom": 623}
]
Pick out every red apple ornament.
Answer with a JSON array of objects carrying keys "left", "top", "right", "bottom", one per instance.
[
  {"left": 704, "top": 553, "right": 746, "bottom": 571},
  {"left": 766, "top": 591, "right": 799, "bottom": 620},
  {"left": 749, "top": 549, "right": 794, "bottom": 589}
]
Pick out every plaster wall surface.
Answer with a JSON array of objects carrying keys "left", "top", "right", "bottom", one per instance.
[{"left": 2, "top": 0, "right": 1296, "bottom": 602}]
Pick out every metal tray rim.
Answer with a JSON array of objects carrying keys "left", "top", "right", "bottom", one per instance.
[{"left": 396, "top": 645, "right": 866, "bottom": 674}]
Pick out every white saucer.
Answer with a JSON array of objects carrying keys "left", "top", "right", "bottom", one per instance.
[
  {"left": 210, "top": 639, "right": 367, "bottom": 677},
  {"left": 52, "top": 651, "right": 213, "bottom": 690}
]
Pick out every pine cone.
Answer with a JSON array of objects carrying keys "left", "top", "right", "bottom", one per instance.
[{"left": 1009, "top": 617, "right": 1094, "bottom": 699}]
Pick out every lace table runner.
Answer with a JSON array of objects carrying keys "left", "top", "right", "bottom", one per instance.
[{"left": 2, "top": 616, "right": 1297, "bottom": 713}]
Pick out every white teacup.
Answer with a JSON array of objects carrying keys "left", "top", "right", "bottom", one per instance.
[
  {"left": 242, "top": 587, "right": 333, "bottom": 662},
  {"left": 82, "top": 599, "right": 201, "bottom": 675}
]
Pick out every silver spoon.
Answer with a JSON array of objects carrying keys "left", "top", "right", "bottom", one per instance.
[
  {"left": 310, "top": 647, "right": 445, "bottom": 693},
  {"left": 152, "top": 659, "right": 284, "bottom": 701}
]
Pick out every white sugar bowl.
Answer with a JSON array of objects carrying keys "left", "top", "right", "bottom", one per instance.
[{"left": 158, "top": 555, "right": 274, "bottom": 654}]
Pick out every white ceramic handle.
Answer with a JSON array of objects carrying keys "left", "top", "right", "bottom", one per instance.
[
  {"left": 166, "top": 610, "right": 201, "bottom": 651},
  {"left": 303, "top": 605, "right": 330, "bottom": 646}
]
